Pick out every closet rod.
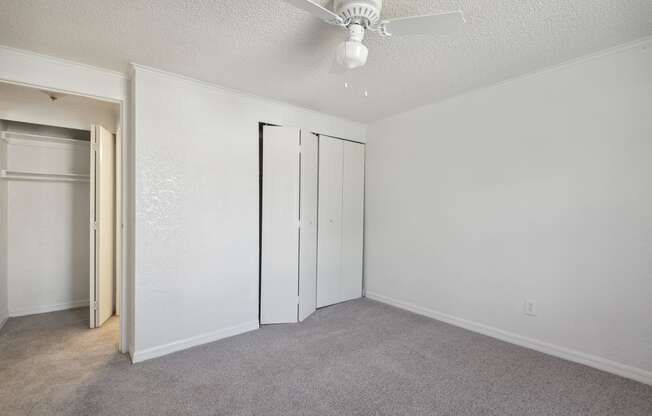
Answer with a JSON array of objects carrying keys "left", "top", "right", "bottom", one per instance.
[
  {"left": 1, "top": 131, "right": 90, "bottom": 146},
  {"left": 0, "top": 169, "right": 90, "bottom": 183}
]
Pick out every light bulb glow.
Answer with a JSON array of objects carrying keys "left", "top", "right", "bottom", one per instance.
[{"left": 335, "top": 40, "right": 368, "bottom": 70}]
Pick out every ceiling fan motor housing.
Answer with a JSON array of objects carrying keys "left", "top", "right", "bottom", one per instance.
[{"left": 334, "top": 0, "right": 382, "bottom": 27}]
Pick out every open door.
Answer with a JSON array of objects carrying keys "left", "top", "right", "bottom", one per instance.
[
  {"left": 261, "top": 126, "right": 301, "bottom": 324},
  {"left": 89, "top": 125, "right": 115, "bottom": 328},
  {"left": 260, "top": 126, "right": 319, "bottom": 324},
  {"left": 298, "top": 132, "right": 318, "bottom": 321}
]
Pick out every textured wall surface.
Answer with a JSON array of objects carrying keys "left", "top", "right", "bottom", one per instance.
[
  {"left": 1, "top": 1, "right": 652, "bottom": 120},
  {"left": 365, "top": 40, "right": 652, "bottom": 377}
]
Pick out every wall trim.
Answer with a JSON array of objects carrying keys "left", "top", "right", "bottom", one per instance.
[
  {"left": 365, "top": 291, "right": 652, "bottom": 386},
  {"left": 9, "top": 299, "right": 90, "bottom": 317},
  {"left": 131, "top": 320, "right": 260, "bottom": 363},
  {"left": 0, "top": 312, "right": 8, "bottom": 332}
]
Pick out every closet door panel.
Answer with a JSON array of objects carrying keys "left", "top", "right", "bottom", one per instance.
[
  {"left": 92, "top": 125, "right": 115, "bottom": 328},
  {"left": 298, "top": 132, "right": 318, "bottom": 321},
  {"left": 261, "top": 126, "right": 300, "bottom": 324},
  {"left": 341, "top": 141, "right": 365, "bottom": 301},
  {"left": 317, "top": 136, "right": 343, "bottom": 308}
]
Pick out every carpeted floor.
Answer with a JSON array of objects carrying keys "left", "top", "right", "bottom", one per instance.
[{"left": 1, "top": 298, "right": 651, "bottom": 415}]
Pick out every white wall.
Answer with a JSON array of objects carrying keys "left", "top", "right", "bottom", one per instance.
[
  {"left": 3, "top": 123, "right": 91, "bottom": 316},
  {"left": 0, "top": 82, "right": 118, "bottom": 132},
  {"left": 365, "top": 39, "right": 652, "bottom": 384},
  {"left": 131, "top": 65, "right": 366, "bottom": 361}
]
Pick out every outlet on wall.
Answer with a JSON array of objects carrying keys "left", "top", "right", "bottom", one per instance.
[{"left": 524, "top": 299, "right": 537, "bottom": 316}]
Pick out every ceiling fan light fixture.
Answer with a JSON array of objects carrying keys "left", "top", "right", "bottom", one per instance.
[
  {"left": 335, "top": 39, "right": 368, "bottom": 69},
  {"left": 282, "top": 0, "right": 466, "bottom": 72},
  {"left": 335, "top": 23, "right": 368, "bottom": 69}
]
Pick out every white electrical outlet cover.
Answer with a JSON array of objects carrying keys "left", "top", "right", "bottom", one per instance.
[{"left": 524, "top": 300, "right": 537, "bottom": 316}]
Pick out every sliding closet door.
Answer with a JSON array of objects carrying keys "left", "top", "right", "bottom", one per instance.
[
  {"left": 90, "top": 125, "right": 115, "bottom": 328},
  {"left": 317, "top": 136, "right": 343, "bottom": 308},
  {"left": 341, "top": 141, "right": 365, "bottom": 301},
  {"left": 261, "top": 126, "right": 300, "bottom": 324},
  {"left": 298, "top": 132, "right": 318, "bottom": 321}
]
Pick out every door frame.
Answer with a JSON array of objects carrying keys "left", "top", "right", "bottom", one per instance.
[
  {"left": 258, "top": 122, "right": 280, "bottom": 322},
  {"left": 0, "top": 67, "right": 130, "bottom": 354}
]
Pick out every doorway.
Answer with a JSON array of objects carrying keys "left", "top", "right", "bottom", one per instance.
[{"left": 0, "top": 81, "right": 123, "bottom": 350}]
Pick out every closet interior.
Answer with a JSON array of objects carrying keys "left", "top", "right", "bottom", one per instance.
[
  {"left": 259, "top": 124, "right": 365, "bottom": 324},
  {"left": 0, "top": 81, "right": 120, "bottom": 339}
]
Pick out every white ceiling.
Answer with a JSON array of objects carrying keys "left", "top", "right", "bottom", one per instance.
[{"left": 1, "top": 0, "right": 651, "bottom": 122}]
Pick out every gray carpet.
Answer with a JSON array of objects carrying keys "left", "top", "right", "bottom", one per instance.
[{"left": 1, "top": 298, "right": 650, "bottom": 415}]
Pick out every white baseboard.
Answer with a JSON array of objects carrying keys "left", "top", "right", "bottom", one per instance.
[
  {"left": 0, "top": 310, "right": 8, "bottom": 332},
  {"left": 131, "top": 320, "right": 260, "bottom": 363},
  {"left": 365, "top": 291, "right": 652, "bottom": 386},
  {"left": 9, "top": 299, "right": 90, "bottom": 317}
]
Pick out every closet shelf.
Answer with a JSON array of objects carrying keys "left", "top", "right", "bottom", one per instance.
[
  {"left": 0, "top": 169, "right": 90, "bottom": 183},
  {"left": 1, "top": 131, "right": 90, "bottom": 147}
]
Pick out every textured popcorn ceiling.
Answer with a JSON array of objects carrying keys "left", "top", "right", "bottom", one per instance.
[{"left": 1, "top": 0, "right": 651, "bottom": 121}]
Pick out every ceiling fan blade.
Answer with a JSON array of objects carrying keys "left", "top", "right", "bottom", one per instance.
[
  {"left": 381, "top": 11, "right": 465, "bottom": 36},
  {"left": 282, "top": 0, "right": 344, "bottom": 25}
]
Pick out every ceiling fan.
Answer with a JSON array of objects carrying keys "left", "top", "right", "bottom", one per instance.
[{"left": 282, "top": 0, "right": 465, "bottom": 70}]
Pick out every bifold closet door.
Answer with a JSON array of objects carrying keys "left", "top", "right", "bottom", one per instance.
[
  {"left": 340, "top": 140, "right": 365, "bottom": 301},
  {"left": 298, "top": 132, "right": 318, "bottom": 321},
  {"left": 261, "top": 126, "right": 300, "bottom": 324},
  {"left": 317, "top": 136, "right": 343, "bottom": 308},
  {"left": 89, "top": 125, "right": 115, "bottom": 328},
  {"left": 317, "top": 136, "right": 365, "bottom": 308}
]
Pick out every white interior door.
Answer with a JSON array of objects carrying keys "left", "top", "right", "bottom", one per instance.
[
  {"left": 89, "top": 125, "right": 115, "bottom": 328},
  {"left": 261, "top": 125, "right": 300, "bottom": 324},
  {"left": 298, "top": 132, "right": 318, "bottom": 321},
  {"left": 341, "top": 141, "right": 365, "bottom": 301},
  {"left": 317, "top": 136, "right": 343, "bottom": 308}
]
